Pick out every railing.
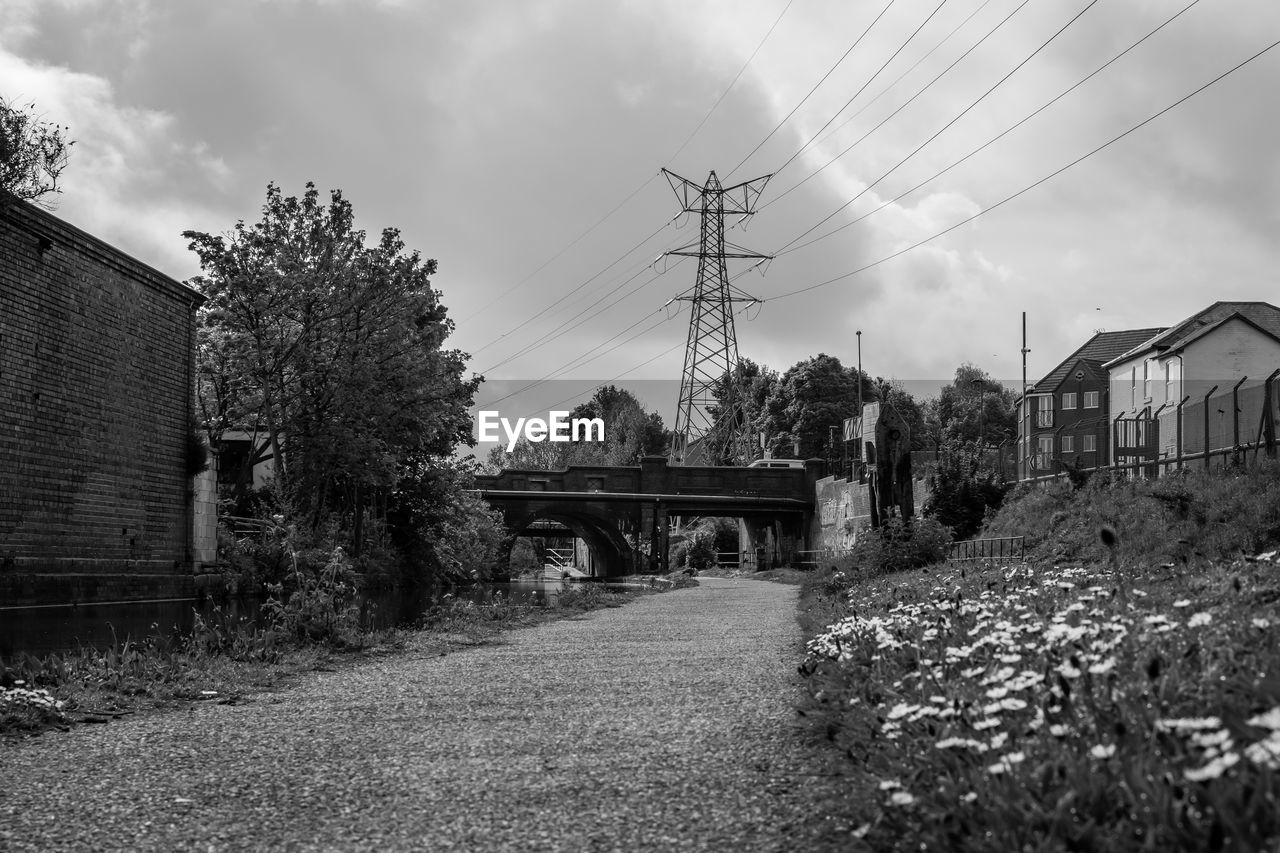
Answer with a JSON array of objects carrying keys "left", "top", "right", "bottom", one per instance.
[
  {"left": 544, "top": 547, "right": 573, "bottom": 569},
  {"left": 715, "top": 551, "right": 740, "bottom": 569},
  {"left": 947, "top": 536, "right": 1025, "bottom": 564},
  {"left": 794, "top": 549, "right": 855, "bottom": 569}
]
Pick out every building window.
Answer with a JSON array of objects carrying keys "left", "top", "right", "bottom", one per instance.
[
  {"left": 1083, "top": 390, "right": 1099, "bottom": 409},
  {"left": 1130, "top": 367, "right": 1137, "bottom": 408},
  {"left": 1061, "top": 435, "right": 1074, "bottom": 453},
  {"left": 1061, "top": 392, "right": 1077, "bottom": 410},
  {"left": 1036, "top": 396, "right": 1053, "bottom": 428},
  {"left": 1164, "top": 362, "right": 1173, "bottom": 401},
  {"left": 1083, "top": 434, "right": 1096, "bottom": 453},
  {"left": 1143, "top": 359, "right": 1153, "bottom": 400},
  {"left": 1035, "top": 435, "right": 1054, "bottom": 470}
]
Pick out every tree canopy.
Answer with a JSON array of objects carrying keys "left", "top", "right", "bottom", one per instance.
[
  {"left": 0, "top": 96, "right": 73, "bottom": 208},
  {"left": 186, "top": 182, "right": 479, "bottom": 527}
]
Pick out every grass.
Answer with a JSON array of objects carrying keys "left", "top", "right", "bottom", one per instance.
[
  {"left": 797, "top": 463, "right": 1280, "bottom": 850},
  {"left": 0, "top": 582, "right": 647, "bottom": 739}
]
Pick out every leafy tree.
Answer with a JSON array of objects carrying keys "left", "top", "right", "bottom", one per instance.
[
  {"left": 937, "top": 363, "right": 1018, "bottom": 447},
  {"left": 923, "top": 437, "right": 1010, "bottom": 540},
  {"left": 763, "top": 354, "right": 873, "bottom": 460},
  {"left": 0, "top": 96, "right": 73, "bottom": 208},
  {"left": 187, "top": 182, "right": 479, "bottom": 538},
  {"left": 485, "top": 385, "right": 668, "bottom": 470}
]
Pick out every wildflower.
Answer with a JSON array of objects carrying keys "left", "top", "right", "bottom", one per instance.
[
  {"left": 1184, "top": 752, "right": 1239, "bottom": 782},
  {"left": 1188, "top": 612, "right": 1212, "bottom": 628},
  {"left": 1252, "top": 618, "right": 1270, "bottom": 630},
  {"left": 973, "top": 717, "right": 1001, "bottom": 731},
  {"left": 852, "top": 824, "right": 872, "bottom": 839},
  {"left": 886, "top": 703, "right": 919, "bottom": 721},
  {"left": 1157, "top": 717, "right": 1223, "bottom": 733},
  {"left": 1172, "top": 599, "right": 1191, "bottom": 608},
  {"left": 1058, "top": 661, "right": 1082, "bottom": 679},
  {"left": 1187, "top": 722, "right": 1228, "bottom": 742},
  {"left": 1090, "top": 744, "right": 1117, "bottom": 759},
  {"left": 1087, "top": 658, "right": 1116, "bottom": 675},
  {"left": 878, "top": 779, "right": 902, "bottom": 791},
  {"left": 998, "top": 653, "right": 1022, "bottom": 663},
  {"left": 1244, "top": 735, "right": 1280, "bottom": 769},
  {"left": 1132, "top": 589, "right": 1148, "bottom": 597},
  {"left": 1049, "top": 724, "right": 1071, "bottom": 738},
  {"left": 985, "top": 686, "right": 1009, "bottom": 700},
  {"left": 889, "top": 791, "right": 916, "bottom": 807},
  {"left": 989, "top": 731, "right": 1009, "bottom": 750},
  {"left": 1247, "top": 707, "right": 1280, "bottom": 731},
  {"left": 961, "top": 666, "right": 986, "bottom": 679},
  {"left": 962, "top": 791, "right": 978, "bottom": 803}
]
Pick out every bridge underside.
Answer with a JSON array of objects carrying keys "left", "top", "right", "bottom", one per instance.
[{"left": 483, "top": 492, "right": 810, "bottom": 578}]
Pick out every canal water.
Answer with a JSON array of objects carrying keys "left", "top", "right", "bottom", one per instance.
[{"left": 0, "top": 579, "right": 578, "bottom": 659}]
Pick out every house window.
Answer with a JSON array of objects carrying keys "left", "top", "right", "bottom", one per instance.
[
  {"left": 1061, "top": 392, "right": 1077, "bottom": 410},
  {"left": 1083, "top": 390, "right": 1100, "bottom": 409},
  {"left": 1036, "top": 396, "right": 1053, "bottom": 428},
  {"left": 1130, "top": 367, "right": 1137, "bottom": 408},
  {"left": 1061, "top": 435, "right": 1074, "bottom": 453},
  {"left": 1143, "top": 359, "right": 1153, "bottom": 400},
  {"left": 1035, "top": 435, "right": 1054, "bottom": 470},
  {"left": 1164, "top": 362, "right": 1173, "bottom": 401},
  {"left": 1083, "top": 434, "right": 1096, "bottom": 453}
]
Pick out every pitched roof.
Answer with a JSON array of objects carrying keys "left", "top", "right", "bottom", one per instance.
[
  {"left": 1031, "top": 328, "right": 1167, "bottom": 394},
  {"left": 1104, "top": 301, "right": 1280, "bottom": 367}
]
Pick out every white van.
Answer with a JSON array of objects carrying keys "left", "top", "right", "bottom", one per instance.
[{"left": 747, "top": 458, "right": 806, "bottom": 469}]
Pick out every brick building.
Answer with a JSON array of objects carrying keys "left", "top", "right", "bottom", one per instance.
[
  {"left": 1017, "top": 328, "right": 1165, "bottom": 482},
  {"left": 1, "top": 196, "right": 212, "bottom": 605}
]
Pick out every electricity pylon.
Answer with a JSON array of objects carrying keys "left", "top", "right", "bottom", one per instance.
[{"left": 662, "top": 168, "right": 772, "bottom": 465}]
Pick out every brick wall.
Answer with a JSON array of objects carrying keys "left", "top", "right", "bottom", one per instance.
[{"left": 0, "top": 198, "right": 203, "bottom": 605}]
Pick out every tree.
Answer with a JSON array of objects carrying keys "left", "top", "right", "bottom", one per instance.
[
  {"left": 485, "top": 385, "right": 669, "bottom": 471},
  {"left": 937, "top": 363, "right": 1018, "bottom": 447},
  {"left": 0, "top": 97, "right": 73, "bottom": 208},
  {"left": 763, "top": 354, "right": 872, "bottom": 460},
  {"left": 186, "top": 182, "right": 479, "bottom": 537}
]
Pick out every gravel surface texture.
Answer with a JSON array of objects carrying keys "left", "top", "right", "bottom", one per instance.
[{"left": 1, "top": 577, "right": 853, "bottom": 851}]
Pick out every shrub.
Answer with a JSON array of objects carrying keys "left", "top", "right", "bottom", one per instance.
[
  {"left": 849, "top": 516, "right": 952, "bottom": 576},
  {"left": 263, "top": 546, "right": 361, "bottom": 646}
]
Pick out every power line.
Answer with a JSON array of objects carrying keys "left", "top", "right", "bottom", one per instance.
[
  {"left": 799, "top": 0, "right": 998, "bottom": 163},
  {"left": 766, "top": 0, "right": 1030, "bottom": 209},
  {"left": 772, "top": 0, "right": 950, "bottom": 180},
  {"left": 778, "top": 0, "right": 1204, "bottom": 257},
  {"left": 765, "top": 34, "right": 1280, "bottom": 302},
  {"left": 456, "top": 173, "right": 658, "bottom": 324},
  {"left": 466, "top": 0, "right": 797, "bottom": 356},
  {"left": 725, "top": 0, "right": 897, "bottom": 180},
  {"left": 666, "top": 0, "right": 797, "bottom": 167},
  {"left": 775, "top": 0, "right": 1100, "bottom": 256}
]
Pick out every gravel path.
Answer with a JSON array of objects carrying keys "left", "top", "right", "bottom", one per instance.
[{"left": 0, "top": 577, "right": 853, "bottom": 851}]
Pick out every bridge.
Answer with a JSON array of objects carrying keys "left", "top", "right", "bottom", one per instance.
[{"left": 474, "top": 456, "right": 823, "bottom": 577}]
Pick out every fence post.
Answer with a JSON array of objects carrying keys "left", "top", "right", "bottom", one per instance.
[
  {"left": 1203, "top": 385, "right": 1219, "bottom": 470},
  {"left": 1265, "top": 369, "right": 1280, "bottom": 460},
  {"left": 1175, "top": 395, "right": 1191, "bottom": 469},
  {"left": 1231, "top": 376, "right": 1247, "bottom": 467}
]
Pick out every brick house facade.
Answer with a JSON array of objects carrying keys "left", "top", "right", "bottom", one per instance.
[
  {"left": 1017, "top": 328, "right": 1165, "bottom": 482},
  {"left": 1, "top": 197, "right": 208, "bottom": 605}
]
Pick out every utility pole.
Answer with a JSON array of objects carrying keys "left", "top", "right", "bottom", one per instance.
[{"left": 662, "top": 168, "right": 772, "bottom": 465}]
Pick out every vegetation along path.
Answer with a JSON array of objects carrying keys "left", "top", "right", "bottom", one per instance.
[{"left": 0, "top": 577, "right": 854, "bottom": 852}]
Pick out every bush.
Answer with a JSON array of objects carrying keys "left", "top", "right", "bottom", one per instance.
[
  {"left": 263, "top": 546, "right": 361, "bottom": 646},
  {"left": 849, "top": 516, "right": 952, "bottom": 576}
]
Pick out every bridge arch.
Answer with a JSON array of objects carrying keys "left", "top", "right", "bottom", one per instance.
[{"left": 505, "top": 506, "right": 636, "bottom": 577}]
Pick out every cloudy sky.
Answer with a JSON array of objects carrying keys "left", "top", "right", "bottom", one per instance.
[{"left": 4, "top": 0, "right": 1278, "bottom": 434}]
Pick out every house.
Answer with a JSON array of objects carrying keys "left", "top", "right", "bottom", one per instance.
[
  {"left": 1017, "top": 328, "right": 1166, "bottom": 482},
  {"left": 1105, "top": 301, "right": 1280, "bottom": 474},
  {"left": 0, "top": 196, "right": 214, "bottom": 605}
]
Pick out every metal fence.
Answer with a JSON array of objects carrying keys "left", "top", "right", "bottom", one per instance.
[{"left": 947, "top": 535, "right": 1025, "bottom": 564}]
